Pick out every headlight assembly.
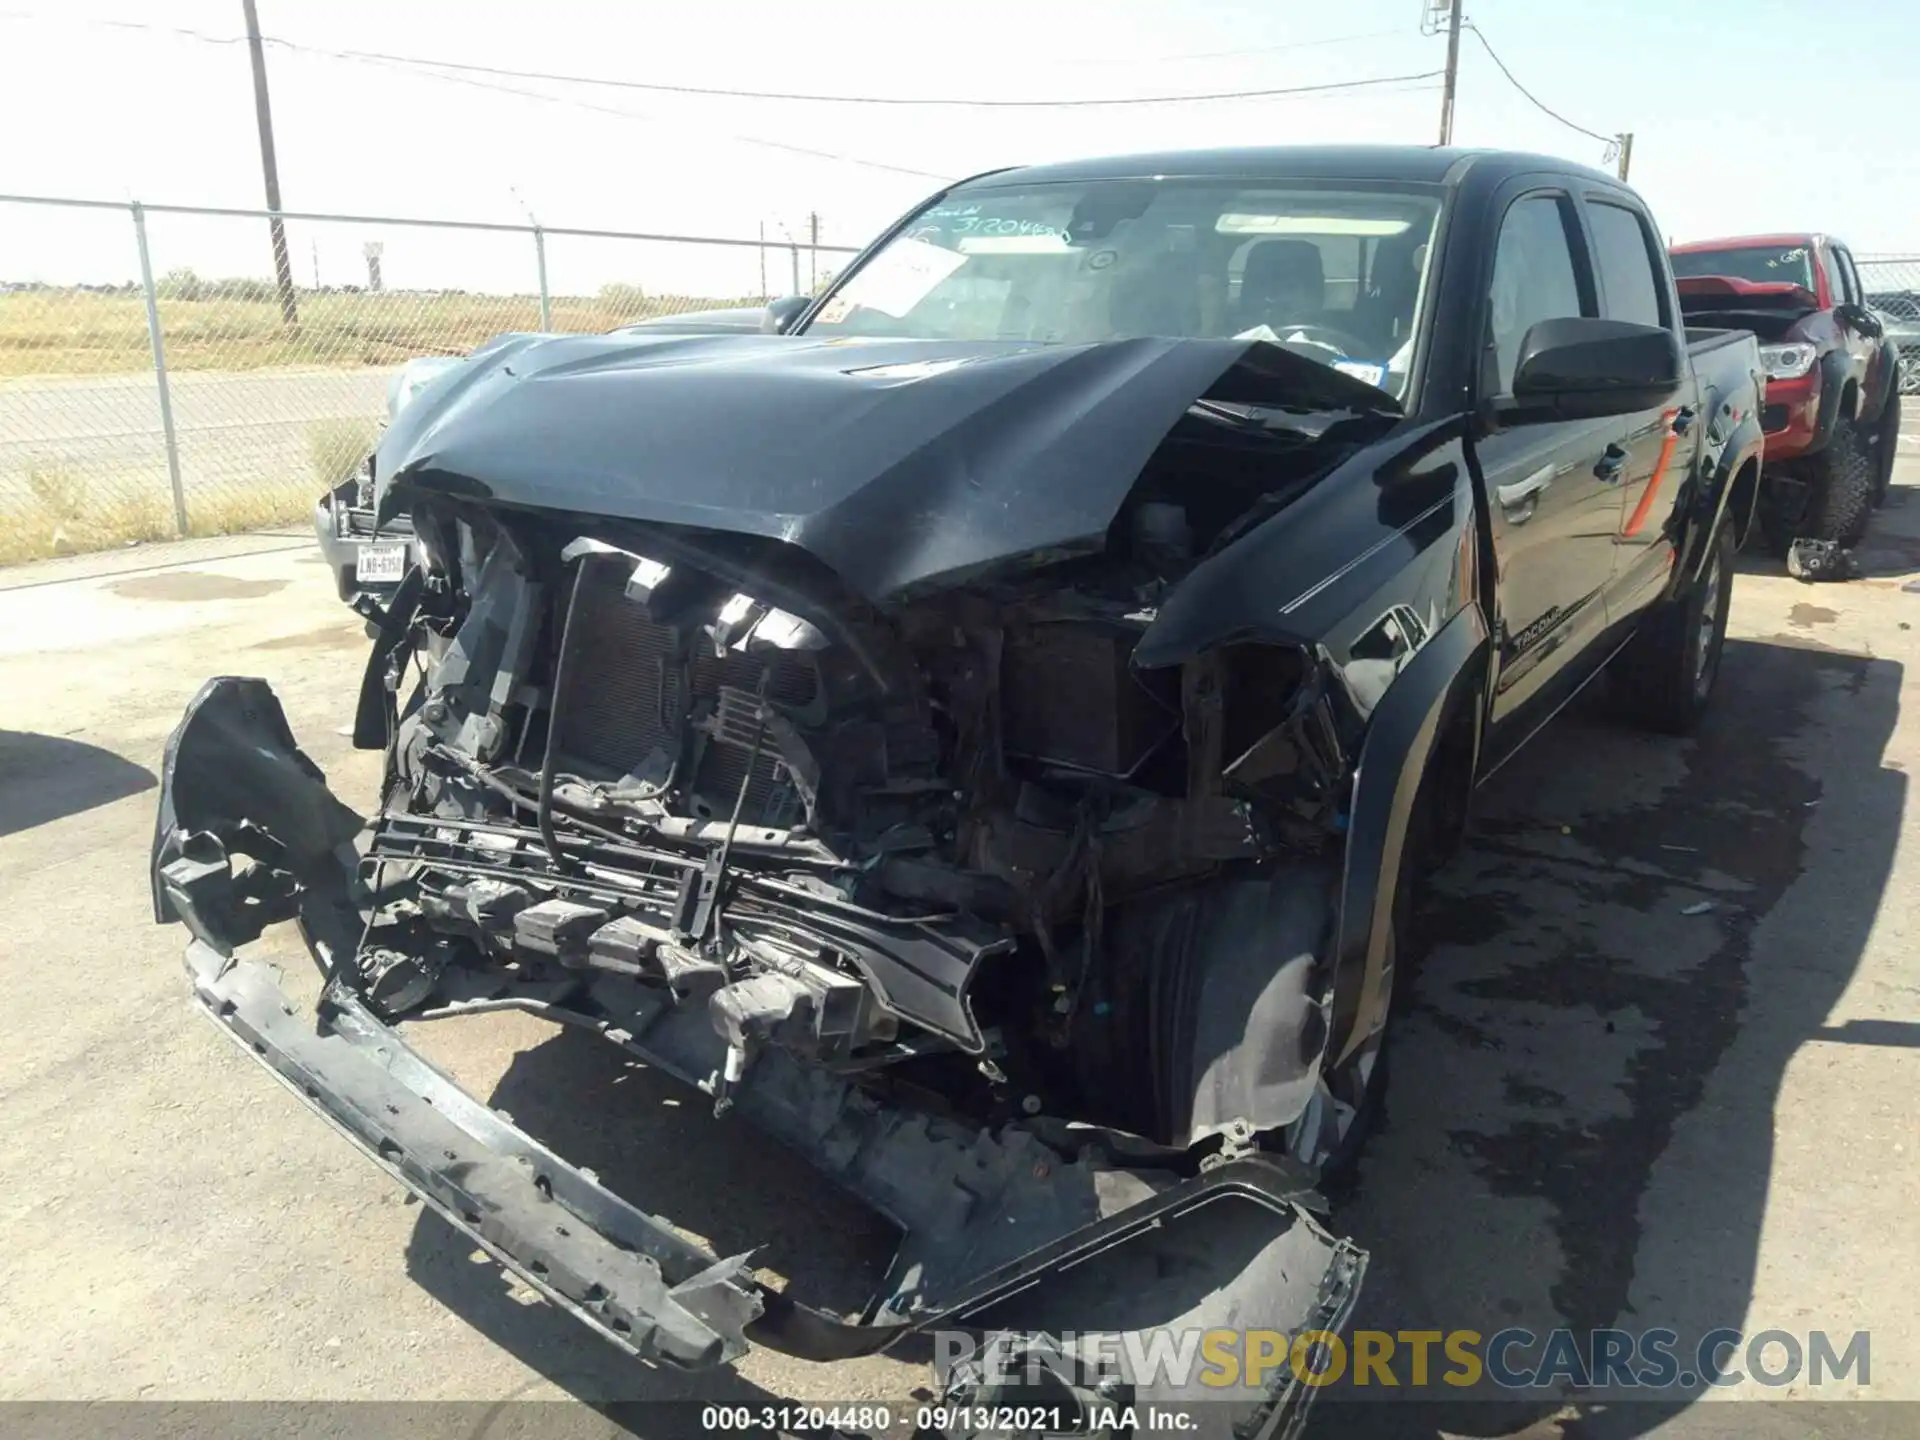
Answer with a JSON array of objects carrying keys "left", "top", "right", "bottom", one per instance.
[{"left": 1758, "top": 342, "right": 1818, "bottom": 381}]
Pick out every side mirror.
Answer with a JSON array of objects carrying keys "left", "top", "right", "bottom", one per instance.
[
  {"left": 762, "top": 295, "right": 812, "bottom": 335},
  {"left": 1507, "top": 316, "right": 1682, "bottom": 421},
  {"left": 1836, "top": 302, "right": 1883, "bottom": 337}
]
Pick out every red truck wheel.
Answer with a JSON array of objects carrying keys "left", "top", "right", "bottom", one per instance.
[{"left": 1808, "top": 414, "right": 1879, "bottom": 546}]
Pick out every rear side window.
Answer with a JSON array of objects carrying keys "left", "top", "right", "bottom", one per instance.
[
  {"left": 1819, "top": 246, "right": 1849, "bottom": 306},
  {"left": 1832, "top": 246, "right": 1862, "bottom": 305},
  {"left": 1587, "top": 201, "right": 1666, "bottom": 329},
  {"left": 1487, "top": 194, "right": 1587, "bottom": 394}
]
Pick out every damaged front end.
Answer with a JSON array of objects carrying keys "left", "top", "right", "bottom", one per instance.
[{"left": 152, "top": 334, "right": 1464, "bottom": 1426}]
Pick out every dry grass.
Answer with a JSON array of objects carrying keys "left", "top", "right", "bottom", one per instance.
[
  {"left": 0, "top": 281, "right": 760, "bottom": 564},
  {"left": 0, "top": 286, "right": 759, "bottom": 378},
  {"left": 307, "top": 417, "right": 379, "bottom": 488},
  {"left": 0, "top": 466, "right": 313, "bottom": 566}
]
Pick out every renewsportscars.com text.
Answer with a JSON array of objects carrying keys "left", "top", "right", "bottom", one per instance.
[{"left": 934, "top": 1326, "right": 1871, "bottom": 1392}]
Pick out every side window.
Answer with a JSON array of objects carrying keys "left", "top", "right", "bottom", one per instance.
[
  {"left": 1834, "top": 246, "right": 1863, "bottom": 306},
  {"left": 1487, "top": 194, "right": 1587, "bottom": 394},
  {"left": 1587, "top": 201, "right": 1666, "bottom": 329},
  {"left": 1819, "top": 245, "right": 1850, "bottom": 306}
]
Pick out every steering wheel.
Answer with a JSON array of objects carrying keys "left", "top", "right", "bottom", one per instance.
[{"left": 1267, "top": 324, "right": 1376, "bottom": 360}]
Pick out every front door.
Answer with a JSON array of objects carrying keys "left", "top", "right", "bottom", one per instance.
[{"left": 1474, "top": 191, "right": 1625, "bottom": 753}]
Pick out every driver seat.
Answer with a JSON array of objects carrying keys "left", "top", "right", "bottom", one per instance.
[{"left": 1234, "top": 240, "right": 1326, "bottom": 333}]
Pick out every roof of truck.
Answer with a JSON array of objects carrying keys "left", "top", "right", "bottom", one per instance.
[
  {"left": 952, "top": 145, "right": 1622, "bottom": 190},
  {"left": 1672, "top": 233, "right": 1824, "bottom": 252}
]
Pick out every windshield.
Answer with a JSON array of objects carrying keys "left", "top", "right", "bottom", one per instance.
[
  {"left": 1671, "top": 244, "right": 1816, "bottom": 292},
  {"left": 802, "top": 177, "right": 1444, "bottom": 399}
]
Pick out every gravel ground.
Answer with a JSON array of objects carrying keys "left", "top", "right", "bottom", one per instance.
[{"left": 4, "top": 472, "right": 1919, "bottom": 1437}]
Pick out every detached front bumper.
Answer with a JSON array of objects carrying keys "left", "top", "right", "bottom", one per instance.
[
  {"left": 154, "top": 676, "right": 1365, "bottom": 1414},
  {"left": 182, "top": 941, "right": 768, "bottom": 1366}
]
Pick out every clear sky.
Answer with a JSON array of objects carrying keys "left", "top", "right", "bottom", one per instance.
[{"left": 2, "top": 0, "right": 1916, "bottom": 297}]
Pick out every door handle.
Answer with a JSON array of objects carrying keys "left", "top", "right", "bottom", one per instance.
[
  {"left": 1594, "top": 444, "right": 1628, "bottom": 482},
  {"left": 1496, "top": 463, "right": 1554, "bottom": 516},
  {"left": 1672, "top": 406, "right": 1697, "bottom": 435}
]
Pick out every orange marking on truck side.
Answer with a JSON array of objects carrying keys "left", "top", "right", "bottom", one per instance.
[{"left": 1623, "top": 410, "right": 1682, "bottom": 537}]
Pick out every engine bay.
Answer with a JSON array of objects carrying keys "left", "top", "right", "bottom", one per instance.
[{"left": 349, "top": 400, "right": 1371, "bottom": 1154}]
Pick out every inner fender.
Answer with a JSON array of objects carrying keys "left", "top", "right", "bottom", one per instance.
[{"left": 1074, "top": 868, "right": 1333, "bottom": 1147}]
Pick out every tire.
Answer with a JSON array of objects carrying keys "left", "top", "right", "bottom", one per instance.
[
  {"left": 1609, "top": 522, "right": 1734, "bottom": 736},
  {"left": 1755, "top": 480, "right": 1800, "bottom": 557},
  {"left": 1806, "top": 413, "right": 1878, "bottom": 546},
  {"left": 1873, "top": 395, "right": 1901, "bottom": 507}
]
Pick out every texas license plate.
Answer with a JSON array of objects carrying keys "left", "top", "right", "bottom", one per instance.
[{"left": 355, "top": 542, "right": 408, "bottom": 585}]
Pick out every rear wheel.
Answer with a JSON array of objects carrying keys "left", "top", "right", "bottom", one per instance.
[{"left": 1609, "top": 522, "right": 1734, "bottom": 736}]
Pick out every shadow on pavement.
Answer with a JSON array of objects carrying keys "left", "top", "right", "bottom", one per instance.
[
  {"left": 401, "top": 1027, "right": 899, "bottom": 1425},
  {"left": 0, "top": 729, "right": 155, "bottom": 837},
  {"left": 403, "top": 633, "right": 1901, "bottom": 1439},
  {"left": 1311, "top": 636, "right": 1903, "bottom": 1437}
]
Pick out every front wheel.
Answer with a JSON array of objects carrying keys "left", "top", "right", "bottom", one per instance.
[
  {"left": 1608, "top": 522, "right": 1735, "bottom": 736},
  {"left": 1808, "top": 414, "right": 1879, "bottom": 546}
]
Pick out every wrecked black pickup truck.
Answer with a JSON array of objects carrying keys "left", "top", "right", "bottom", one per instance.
[{"left": 152, "top": 146, "right": 1763, "bottom": 1431}]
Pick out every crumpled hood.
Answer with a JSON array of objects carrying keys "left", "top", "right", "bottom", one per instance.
[{"left": 375, "top": 330, "right": 1394, "bottom": 604}]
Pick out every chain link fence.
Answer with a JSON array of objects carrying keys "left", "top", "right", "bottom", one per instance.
[
  {"left": 1858, "top": 255, "right": 1920, "bottom": 399},
  {"left": 0, "top": 194, "right": 857, "bottom": 564}
]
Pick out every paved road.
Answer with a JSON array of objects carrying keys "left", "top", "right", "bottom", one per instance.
[
  {"left": 3, "top": 482, "right": 1918, "bottom": 1435},
  {"left": 0, "top": 366, "right": 395, "bottom": 509}
]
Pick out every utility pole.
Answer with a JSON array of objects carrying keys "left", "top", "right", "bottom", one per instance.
[
  {"left": 1436, "top": 0, "right": 1463, "bottom": 145},
  {"left": 808, "top": 212, "right": 820, "bottom": 291},
  {"left": 1614, "top": 132, "right": 1634, "bottom": 181},
  {"left": 242, "top": 0, "right": 298, "bottom": 326},
  {"left": 758, "top": 221, "right": 768, "bottom": 299}
]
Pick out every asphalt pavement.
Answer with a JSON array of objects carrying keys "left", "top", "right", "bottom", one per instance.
[
  {"left": 0, "top": 367, "right": 395, "bottom": 509},
  {"left": 2, "top": 473, "right": 1918, "bottom": 1437}
]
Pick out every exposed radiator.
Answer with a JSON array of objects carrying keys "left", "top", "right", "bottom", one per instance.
[{"left": 553, "top": 563, "right": 819, "bottom": 826}]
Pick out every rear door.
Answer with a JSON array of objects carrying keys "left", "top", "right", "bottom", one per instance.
[
  {"left": 1580, "top": 192, "right": 1697, "bottom": 617},
  {"left": 1473, "top": 189, "right": 1626, "bottom": 750}
]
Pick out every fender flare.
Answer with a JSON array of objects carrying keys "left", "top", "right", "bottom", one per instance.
[
  {"left": 1807, "top": 347, "right": 1857, "bottom": 453},
  {"left": 1676, "top": 406, "right": 1767, "bottom": 583},
  {"left": 1868, "top": 335, "right": 1902, "bottom": 422},
  {"left": 1329, "top": 602, "right": 1491, "bottom": 1064}
]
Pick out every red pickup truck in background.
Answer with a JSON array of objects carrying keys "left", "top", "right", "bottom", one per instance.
[{"left": 1672, "top": 233, "right": 1901, "bottom": 552}]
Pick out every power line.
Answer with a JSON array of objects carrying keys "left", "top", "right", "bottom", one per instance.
[
  {"left": 4, "top": 9, "right": 1443, "bottom": 109},
  {"left": 1065, "top": 26, "right": 1419, "bottom": 64},
  {"left": 1462, "top": 22, "right": 1612, "bottom": 145},
  {"left": 0, "top": 9, "right": 950, "bottom": 182},
  {"left": 0, "top": 10, "right": 244, "bottom": 45},
  {"left": 3, "top": 9, "right": 1447, "bottom": 181},
  {"left": 262, "top": 39, "right": 1446, "bottom": 109},
  {"left": 316, "top": 48, "right": 956, "bottom": 181}
]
